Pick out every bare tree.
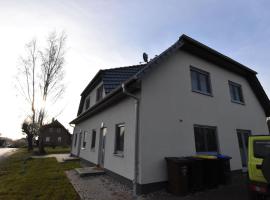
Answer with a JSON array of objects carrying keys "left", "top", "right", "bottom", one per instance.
[
  {"left": 38, "top": 32, "right": 66, "bottom": 153},
  {"left": 21, "top": 119, "right": 38, "bottom": 151},
  {"left": 16, "top": 32, "right": 66, "bottom": 153},
  {"left": 16, "top": 40, "right": 38, "bottom": 150}
]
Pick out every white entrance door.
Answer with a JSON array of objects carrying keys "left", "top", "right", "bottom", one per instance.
[{"left": 237, "top": 129, "right": 251, "bottom": 172}]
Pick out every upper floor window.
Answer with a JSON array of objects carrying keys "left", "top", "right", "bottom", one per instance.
[
  {"left": 96, "top": 85, "right": 104, "bottom": 102},
  {"left": 194, "top": 125, "right": 218, "bottom": 153},
  {"left": 91, "top": 130, "right": 96, "bottom": 150},
  {"left": 49, "top": 128, "right": 54, "bottom": 133},
  {"left": 57, "top": 128, "right": 61, "bottom": 133},
  {"left": 85, "top": 97, "right": 90, "bottom": 110},
  {"left": 190, "top": 66, "right": 212, "bottom": 95},
  {"left": 229, "top": 81, "right": 244, "bottom": 104},
  {"left": 115, "top": 124, "right": 125, "bottom": 155}
]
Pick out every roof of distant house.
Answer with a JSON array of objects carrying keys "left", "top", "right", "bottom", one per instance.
[{"left": 40, "top": 120, "right": 69, "bottom": 133}]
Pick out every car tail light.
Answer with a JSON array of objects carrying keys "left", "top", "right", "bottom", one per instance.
[{"left": 249, "top": 184, "right": 268, "bottom": 193}]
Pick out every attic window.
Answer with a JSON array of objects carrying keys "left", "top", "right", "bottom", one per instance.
[
  {"left": 229, "top": 81, "right": 244, "bottom": 104},
  {"left": 190, "top": 66, "right": 212, "bottom": 96},
  {"left": 85, "top": 97, "right": 90, "bottom": 110},
  {"left": 96, "top": 85, "right": 104, "bottom": 102}
]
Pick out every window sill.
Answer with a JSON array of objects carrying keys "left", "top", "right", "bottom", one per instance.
[
  {"left": 231, "top": 100, "right": 245, "bottom": 105},
  {"left": 81, "top": 147, "right": 86, "bottom": 150},
  {"left": 113, "top": 153, "right": 124, "bottom": 158},
  {"left": 192, "top": 90, "right": 213, "bottom": 97}
]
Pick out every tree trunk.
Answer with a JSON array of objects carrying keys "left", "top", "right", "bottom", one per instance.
[
  {"left": 38, "top": 137, "right": 46, "bottom": 154},
  {"left": 27, "top": 134, "right": 33, "bottom": 151}
]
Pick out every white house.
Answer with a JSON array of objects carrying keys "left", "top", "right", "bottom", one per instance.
[{"left": 70, "top": 34, "right": 270, "bottom": 194}]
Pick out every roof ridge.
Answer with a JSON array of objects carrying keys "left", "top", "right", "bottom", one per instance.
[{"left": 103, "top": 63, "right": 146, "bottom": 71}]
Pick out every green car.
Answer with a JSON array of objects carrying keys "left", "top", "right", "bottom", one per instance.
[{"left": 248, "top": 135, "right": 270, "bottom": 199}]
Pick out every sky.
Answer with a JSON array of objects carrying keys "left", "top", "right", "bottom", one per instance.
[{"left": 1, "top": 0, "right": 270, "bottom": 139}]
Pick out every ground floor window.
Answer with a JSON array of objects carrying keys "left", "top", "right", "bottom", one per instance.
[
  {"left": 74, "top": 134, "right": 77, "bottom": 147},
  {"left": 114, "top": 124, "right": 125, "bottom": 155},
  {"left": 45, "top": 137, "right": 50, "bottom": 142},
  {"left": 82, "top": 131, "right": 87, "bottom": 148},
  {"left": 91, "top": 130, "right": 96, "bottom": 150},
  {"left": 194, "top": 125, "right": 218, "bottom": 153},
  {"left": 58, "top": 137, "right": 62, "bottom": 142}
]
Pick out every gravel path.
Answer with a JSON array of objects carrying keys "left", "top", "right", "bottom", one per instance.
[
  {"left": 66, "top": 170, "right": 249, "bottom": 200},
  {"left": 66, "top": 170, "right": 133, "bottom": 200}
]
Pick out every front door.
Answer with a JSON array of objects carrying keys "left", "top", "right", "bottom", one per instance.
[
  {"left": 98, "top": 127, "right": 107, "bottom": 167},
  {"left": 237, "top": 129, "right": 251, "bottom": 171}
]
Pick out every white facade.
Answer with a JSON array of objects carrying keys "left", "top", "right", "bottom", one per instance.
[
  {"left": 71, "top": 97, "right": 136, "bottom": 180},
  {"left": 138, "top": 50, "right": 268, "bottom": 184},
  {"left": 71, "top": 48, "right": 269, "bottom": 187}
]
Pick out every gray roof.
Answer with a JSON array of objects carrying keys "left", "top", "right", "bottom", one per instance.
[
  {"left": 102, "top": 64, "right": 145, "bottom": 94},
  {"left": 71, "top": 34, "right": 270, "bottom": 124}
]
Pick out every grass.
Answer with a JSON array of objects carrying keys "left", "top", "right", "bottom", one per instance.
[
  {"left": 0, "top": 149, "right": 80, "bottom": 200},
  {"left": 44, "top": 146, "right": 71, "bottom": 154}
]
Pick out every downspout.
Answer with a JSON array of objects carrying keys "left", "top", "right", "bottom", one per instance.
[{"left": 122, "top": 83, "right": 140, "bottom": 199}]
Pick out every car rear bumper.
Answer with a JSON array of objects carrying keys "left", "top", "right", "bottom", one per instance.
[{"left": 248, "top": 181, "right": 270, "bottom": 195}]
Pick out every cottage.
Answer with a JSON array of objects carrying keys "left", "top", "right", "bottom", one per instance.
[
  {"left": 40, "top": 119, "right": 71, "bottom": 147},
  {"left": 70, "top": 34, "right": 270, "bottom": 194}
]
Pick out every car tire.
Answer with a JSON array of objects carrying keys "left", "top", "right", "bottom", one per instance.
[{"left": 262, "top": 154, "right": 270, "bottom": 184}]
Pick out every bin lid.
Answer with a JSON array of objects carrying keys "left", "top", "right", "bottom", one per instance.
[
  {"left": 193, "top": 155, "right": 217, "bottom": 159},
  {"left": 165, "top": 157, "right": 192, "bottom": 163},
  {"left": 217, "top": 154, "right": 232, "bottom": 159}
]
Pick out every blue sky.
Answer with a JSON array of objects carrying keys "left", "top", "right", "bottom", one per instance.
[{"left": 0, "top": 0, "right": 270, "bottom": 139}]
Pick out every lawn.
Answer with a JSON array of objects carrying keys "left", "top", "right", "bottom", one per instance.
[
  {"left": 0, "top": 149, "right": 80, "bottom": 200},
  {"left": 44, "top": 146, "right": 71, "bottom": 154}
]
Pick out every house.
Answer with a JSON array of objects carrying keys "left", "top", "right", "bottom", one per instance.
[
  {"left": 70, "top": 34, "right": 270, "bottom": 194},
  {"left": 40, "top": 119, "right": 71, "bottom": 147},
  {"left": 0, "top": 137, "right": 6, "bottom": 147}
]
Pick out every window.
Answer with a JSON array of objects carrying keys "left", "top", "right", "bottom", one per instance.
[
  {"left": 190, "top": 67, "right": 212, "bottom": 95},
  {"left": 115, "top": 124, "right": 125, "bottom": 155},
  {"left": 85, "top": 97, "right": 90, "bottom": 110},
  {"left": 96, "top": 85, "right": 104, "bottom": 102},
  {"left": 49, "top": 128, "right": 54, "bottom": 133},
  {"left": 57, "top": 128, "right": 61, "bottom": 133},
  {"left": 58, "top": 137, "right": 62, "bottom": 142},
  {"left": 45, "top": 137, "right": 50, "bottom": 142},
  {"left": 91, "top": 130, "right": 96, "bottom": 150},
  {"left": 82, "top": 132, "right": 86, "bottom": 148},
  {"left": 74, "top": 134, "right": 77, "bottom": 147},
  {"left": 194, "top": 125, "right": 218, "bottom": 153},
  {"left": 229, "top": 81, "right": 244, "bottom": 104},
  {"left": 254, "top": 140, "right": 270, "bottom": 158}
]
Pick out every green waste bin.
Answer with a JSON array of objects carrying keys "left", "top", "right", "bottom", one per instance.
[{"left": 165, "top": 157, "right": 191, "bottom": 196}]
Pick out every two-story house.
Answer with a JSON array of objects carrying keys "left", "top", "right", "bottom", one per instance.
[
  {"left": 40, "top": 119, "right": 71, "bottom": 147},
  {"left": 70, "top": 34, "right": 270, "bottom": 194}
]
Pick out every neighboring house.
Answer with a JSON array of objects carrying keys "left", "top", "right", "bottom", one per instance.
[
  {"left": 70, "top": 34, "right": 270, "bottom": 194},
  {"left": 0, "top": 138, "right": 6, "bottom": 147},
  {"left": 40, "top": 119, "right": 71, "bottom": 147}
]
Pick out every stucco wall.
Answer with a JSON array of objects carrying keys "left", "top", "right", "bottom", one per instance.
[
  {"left": 139, "top": 50, "right": 269, "bottom": 184},
  {"left": 71, "top": 97, "right": 136, "bottom": 180}
]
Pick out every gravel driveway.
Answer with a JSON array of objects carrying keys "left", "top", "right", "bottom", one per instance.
[{"left": 66, "top": 170, "right": 249, "bottom": 200}]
